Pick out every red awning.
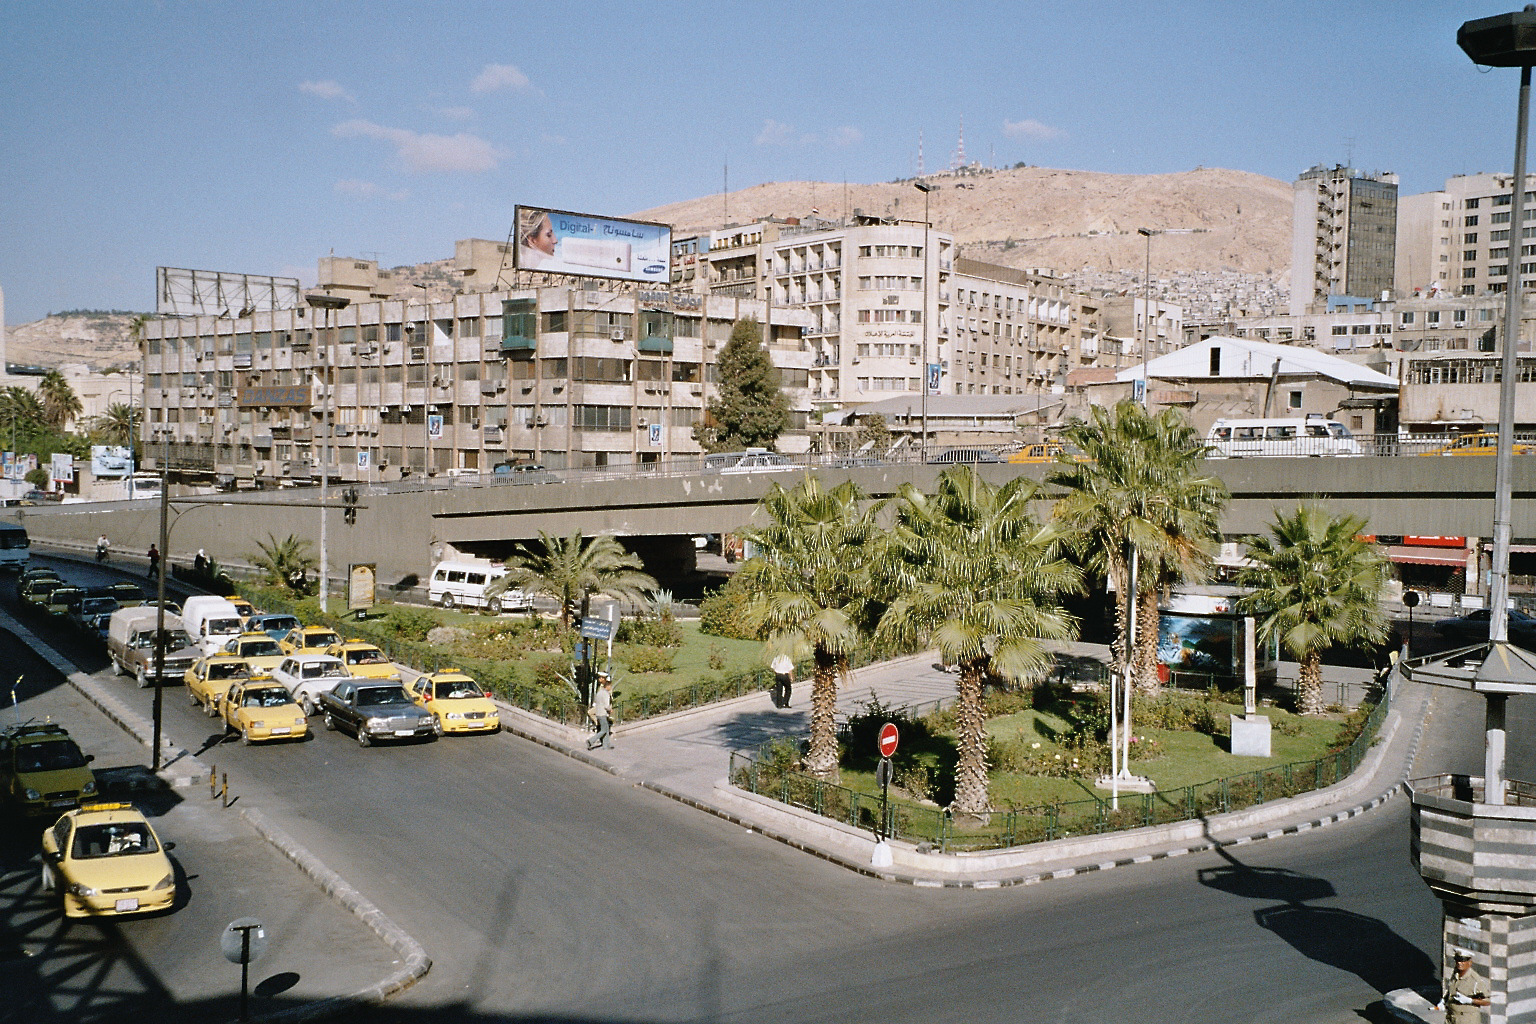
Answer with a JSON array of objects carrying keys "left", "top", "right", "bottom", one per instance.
[{"left": 1384, "top": 545, "right": 1467, "bottom": 567}]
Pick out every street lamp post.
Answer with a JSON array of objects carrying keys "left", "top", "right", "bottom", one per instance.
[
  {"left": 306, "top": 293, "right": 350, "bottom": 615},
  {"left": 1137, "top": 227, "right": 1155, "bottom": 406},
  {"left": 914, "top": 181, "right": 935, "bottom": 461}
]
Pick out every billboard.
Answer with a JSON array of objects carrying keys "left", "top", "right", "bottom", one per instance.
[
  {"left": 50, "top": 453, "right": 74, "bottom": 484},
  {"left": 513, "top": 206, "right": 670, "bottom": 283},
  {"left": 238, "top": 385, "right": 312, "bottom": 408},
  {"left": 156, "top": 267, "right": 301, "bottom": 317},
  {"left": 90, "top": 445, "right": 134, "bottom": 478}
]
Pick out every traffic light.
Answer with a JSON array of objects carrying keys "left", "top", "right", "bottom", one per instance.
[{"left": 342, "top": 488, "right": 358, "bottom": 525}]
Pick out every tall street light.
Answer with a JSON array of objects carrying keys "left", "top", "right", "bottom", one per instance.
[
  {"left": 914, "top": 181, "right": 935, "bottom": 461},
  {"left": 1137, "top": 227, "right": 1155, "bottom": 406},
  {"left": 306, "top": 293, "right": 350, "bottom": 615}
]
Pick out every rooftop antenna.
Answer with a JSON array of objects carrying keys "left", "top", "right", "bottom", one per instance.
[{"left": 1344, "top": 137, "right": 1355, "bottom": 171}]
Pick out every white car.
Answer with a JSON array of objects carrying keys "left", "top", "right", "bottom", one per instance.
[{"left": 270, "top": 654, "right": 351, "bottom": 715}]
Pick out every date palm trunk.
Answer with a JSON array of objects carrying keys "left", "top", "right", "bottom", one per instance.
[
  {"left": 801, "top": 647, "right": 841, "bottom": 779},
  {"left": 1135, "top": 588, "right": 1162, "bottom": 693},
  {"left": 950, "top": 658, "right": 991, "bottom": 817},
  {"left": 1297, "top": 650, "right": 1327, "bottom": 716}
]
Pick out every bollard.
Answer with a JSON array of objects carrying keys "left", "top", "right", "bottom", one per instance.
[
  {"left": 209, "top": 766, "right": 218, "bottom": 799},
  {"left": 221, "top": 771, "right": 230, "bottom": 808}
]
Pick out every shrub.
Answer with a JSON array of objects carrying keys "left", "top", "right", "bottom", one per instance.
[
  {"left": 707, "top": 642, "right": 726, "bottom": 671},
  {"left": 383, "top": 606, "right": 437, "bottom": 643},
  {"left": 528, "top": 654, "right": 570, "bottom": 690},
  {"left": 624, "top": 645, "right": 676, "bottom": 674},
  {"left": 617, "top": 618, "right": 683, "bottom": 647},
  {"left": 698, "top": 577, "right": 758, "bottom": 640},
  {"left": 896, "top": 762, "right": 933, "bottom": 802}
]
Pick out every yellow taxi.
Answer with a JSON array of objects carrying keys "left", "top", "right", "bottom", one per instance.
[
  {"left": 1419, "top": 431, "right": 1536, "bottom": 456},
  {"left": 41, "top": 802, "right": 177, "bottom": 919},
  {"left": 1007, "top": 441, "right": 1091, "bottom": 464},
  {"left": 1, "top": 722, "right": 98, "bottom": 817},
  {"left": 229, "top": 596, "right": 257, "bottom": 623},
  {"left": 220, "top": 679, "right": 308, "bottom": 745},
  {"left": 406, "top": 670, "right": 500, "bottom": 736},
  {"left": 219, "top": 632, "right": 287, "bottom": 673},
  {"left": 185, "top": 654, "right": 251, "bottom": 717},
  {"left": 279, "top": 625, "right": 343, "bottom": 655},
  {"left": 323, "top": 640, "right": 400, "bottom": 681}
]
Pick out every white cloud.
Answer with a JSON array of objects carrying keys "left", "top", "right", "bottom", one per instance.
[
  {"left": 538, "top": 131, "right": 568, "bottom": 146},
  {"left": 470, "top": 63, "right": 531, "bottom": 94},
  {"left": 335, "top": 179, "right": 410, "bottom": 201},
  {"left": 435, "top": 106, "right": 476, "bottom": 122},
  {"left": 1002, "top": 118, "right": 1064, "bottom": 141},
  {"left": 299, "top": 80, "right": 356, "bottom": 104},
  {"left": 756, "top": 119, "right": 861, "bottom": 147},
  {"left": 830, "top": 125, "right": 863, "bottom": 148},
  {"left": 754, "top": 119, "right": 797, "bottom": 146},
  {"left": 332, "top": 119, "right": 502, "bottom": 174}
]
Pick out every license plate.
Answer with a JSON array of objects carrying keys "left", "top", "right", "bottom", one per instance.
[
  {"left": 394, "top": 729, "right": 415, "bottom": 737},
  {"left": 115, "top": 898, "right": 139, "bottom": 912},
  {"left": 271, "top": 726, "right": 291, "bottom": 735},
  {"left": 469, "top": 722, "right": 488, "bottom": 728},
  {"left": 49, "top": 799, "right": 75, "bottom": 808}
]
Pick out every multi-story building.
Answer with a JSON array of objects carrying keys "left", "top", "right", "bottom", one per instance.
[
  {"left": 1096, "top": 295, "right": 1184, "bottom": 369},
  {"left": 1397, "top": 172, "right": 1536, "bottom": 299},
  {"left": 673, "top": 212, "right": 1104, "bottom": 406},
  {"left": 138, "top": 273, "right": 813, "bottom": 490},
  {"left": 1290, "top": 164, "right": 1399, "bottom": 315}
]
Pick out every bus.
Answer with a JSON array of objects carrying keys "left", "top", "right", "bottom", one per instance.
[
  {"left": 0, "top": 522, "right": 29, "bottom": 572},
  {"left": 126, "top": 473, "right": 162, "bottom": 500}
]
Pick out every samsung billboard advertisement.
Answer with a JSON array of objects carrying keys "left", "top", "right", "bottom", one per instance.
[{"left": 513, "top": 206, "right": 670, "bottom": 284}]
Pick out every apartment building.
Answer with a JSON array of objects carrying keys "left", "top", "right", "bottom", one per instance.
[
  {"left": 1397, "top": 172, "right": 1536, "bottom": 300},
  {"left": 138, "top": 278, "right": 813, "bottom": 489},
  {"left": 1290, "top": 164, "right": 1399, "bottom": 315}
]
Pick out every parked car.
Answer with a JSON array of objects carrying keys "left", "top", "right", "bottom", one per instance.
[
  {"left": 1007, "top": 441, "right": 1090, "bottom": 464},
  {"left": 271, "top": 654, "right": 351, "bottom": 715},
  {"left": 184, "top": 654, "right": 252, "bottom": 717},
  {"left": 491, "top": 462, "right": 559, "bottom": 485},
  {"left": 41, "top": 584, "right": 84, "bottom": 618},
  {"left": 19, "top": 576, "right": 63, "bottom": 611},
  {"left": 16, "top": 567, "right": 60, "bottom": 589},
  {"left": 1418, "top": 431, "right": 1536, "bottom": 457},
  {"left": 278, "top": 625, "right": 343, "bottom": 655},
  {"left": 703, "top": 448, "right": 798, "bottom": 475},
  {"left": 220, "top": 679, "right": 307, "bottom": 745},
  {"left": 247, "top": 613, "right": 302, "bottom": 643},
  {"left": 318, "top": 680, "right": 437, "bottom": 746},
  {"left": 324, "top": 640, "right": 400, "bottom": 682},
  {"left": 405, "top": 670, "right": 500, "bottom": 736},
  {"left": 1433, "top": 608, "right": 1536, "bottom": 647},
  {"left": 99, "top": 582, "right": 148, "bottom": 608},
  {"left": 0, "top": 722, "right": 97, "bottom": 817},
  {"left": 218, "top": 632, "right": 287, "bottom": 673},
  {"left": 69, "top": 596, "right": 119, "bottom": 638},
  {"left": 927, "top": 447, "right": 1001, "bottom": 465},
  {"left": 41, "top": 802, "right": 177, "bottom": 919},
  {"left": 108, "top": 608, "right": 198, "bottom": 688}
]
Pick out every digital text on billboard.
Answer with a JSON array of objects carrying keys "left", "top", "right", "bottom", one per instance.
[{"left": 514, "top": 206, "right": 670, "bottom": 283}]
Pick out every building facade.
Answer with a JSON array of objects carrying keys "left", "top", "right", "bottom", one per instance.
[
  {"left": 139, "top": 284, "right": 813, "bottom": 489},
  {"left": 1396, "top": 172, "right": 1536, "bottom": 300},
  {"left": 1290, "top": 164, "right": 1399, "bottom": 315}
]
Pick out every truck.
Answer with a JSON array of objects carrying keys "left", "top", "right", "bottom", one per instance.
[
  {"left": 180, "top": 595, "right": 245, "bottom": 655},
  {"left": 107, "top": 607, "right": 199, "bottom": 688}
]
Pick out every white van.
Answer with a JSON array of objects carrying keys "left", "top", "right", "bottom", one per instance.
[
  {"left": 428, "top": 560, "right": 533, "bottom": 614},
  {"left": 0, "top": 523, "right": 27, "bottom": 572},
  {"left": 1206, "top": 415, "right": 1363, "bottom": 458},
  {"left": 180, "top": 595, "right": 246, "bottom": 655},
  {"left": 702, "top": 448, "right": 797, "bottom": 475}
]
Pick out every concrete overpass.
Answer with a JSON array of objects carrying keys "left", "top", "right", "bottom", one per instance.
[{"left": 9, "top": 456, "right": 1534, "bottom": 593}]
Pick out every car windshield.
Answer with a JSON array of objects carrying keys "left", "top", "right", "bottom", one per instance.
[
  {"left": 16, "top": 738, "right": 89, "bottom": 772},
  {"left": 357, "top": 686, "right": 409, "bottom": 706},
  {"left": 348, "top": 650, "right": 389, "bottom": 665},
  {"left": 244, "top": 688, "right": 293, "bottom": 708},
  {"left": 209, "top": 662, "right": 249, "bottom": 680},
  {"left": 435, "top": 681, "right": 483, "bottom": 699},
  {"left": 306, "top": 632, "right": 340, "bottom": 647},
  {"left": 302, "top": 662, "right": 348, "bottom": 679},
  {"left": 208, "top": 618, "right": 242, "bottom": 634},
  {"left": 240, "top": 640, "right": 282, "bottom": 657},
  {"left": 72, "top": 822, "right": 159, "bottom": 859}
]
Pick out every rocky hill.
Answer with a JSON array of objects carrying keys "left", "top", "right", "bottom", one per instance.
[{"left": 5, "top": 310, "right": 144, "bottom": 371}]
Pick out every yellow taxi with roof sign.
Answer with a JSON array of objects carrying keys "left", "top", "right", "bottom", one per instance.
[
  {"left": 1, "top": 722, "right": 98, "bottom": 817},
  {"left": 185, "top": 653, "right": 251, "bottom": 717},
  {"left": 279, "top": 625, "right": 342, "bottom": 654},
  {"left": 220, "top": 631, "right": 287, "bottom": 673},
  {"left": 406, "top": 669, "right": 500, "bottom": 736},
  {"left": 324, "top": 639, "right": 400, "bottom": 681},
  {"left": 220, "top": 679, "right": 308, "bottom": 745},
  {"left": 41, "top": 802, "right": 177, "bottom": 918}
]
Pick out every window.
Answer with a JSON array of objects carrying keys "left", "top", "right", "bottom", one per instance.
[
  {"left": 1493, "top": 211, "right": 1512, "bottom": 224},
  {"left": 572, "top": 405, "right": 632, "bottom": 431},
  {"left": 1492, "top": 248, "right": 1510, "bottom": 260},
  {"left": 1351, "top": 324, "right": 1371, "bottom": 335},
  {"left": 1428, "top": 312, "right": 1441, "bottom": 324},
  {"left": 1332, "top": 325, "right": 1349, "bottom": 335},
  {"left": 1465, "top": 268, "right": 1479, "bottom": 278},
  {"left": 1466, "top": 198, "right": 1481, "bottom": 209},
  {"left": 1468, "top": 250, "right": 1482, "bottom": 261},
  {"left": 1467, "top": 233, "right": 1480, "bottom": 244},
  {"left": 1455, "top": 310, "right": 1468, "bottom": 324},
  {"left": 1288, "top": 390, "right": 1303, "bottom": 410},
  {"left": 1466, "top": 215, "right": 1480, "bottom": 226}
]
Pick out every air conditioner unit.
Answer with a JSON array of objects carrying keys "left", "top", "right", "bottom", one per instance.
[
  {"left": 195, "top": 352, "right": 205, "bottom": 360},
  {"left": 533, "top": 415, "right": 548, "bottom": 426},
  {"left": 254, "top": 461, "right": 267, "bottom": 473},
  {"left": 409, "top": 347, "right": 426, "bottom": 361},
  {"left": 401, "top": 405, "right": 413, "bottom": 414},
  {"left": 637, "top": 417, "right": 648, "bottom": 427},
  {"left": 378, "top": 457, "right": 389, "bottom": 468},
  {"left": 610, "top": 329, "right": 626, "bottom": 341},
  {"left": 378, "top": 406, "right": 389, "bottom": 415}
]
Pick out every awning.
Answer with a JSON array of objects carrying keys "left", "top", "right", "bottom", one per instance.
[{"left": 1384, "top": 545, "right": 1467, "bottom": 567}]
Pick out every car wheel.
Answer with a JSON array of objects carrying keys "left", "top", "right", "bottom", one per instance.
[
  {"left": 441, "top": 593, "right": 456, "bottom": 610},
  {"left": 433, "top": 716, "right": 444, "bottom": 737},
  {"left": 187, "top": 690, "right": 199, "bottom": 707},
  {"left": 301, "top": 697, "right": 316, "bottom": 717},
  {"left": 40, "top": 862, "right": 55, "bottom": 894},
  {"left": 240, "top": 727, "right": 252, "bottom": 747},
  {"left": 136, "top": 665, "right": 149, "bottom": 689},
  {"left": 356, "top": 728, "right": 371, "bottom": 747},
  {"left": 204, "top": 697, "right": 219, "bottom": 718},
  {"left": 114, "top": 656, "right": 127, "bottom": 677},
  {"left": 323, "top": 712, "right": 337, "bottom": 732},
  {"left": 486, "top": 597, "right": 501, "bottom": 616}
]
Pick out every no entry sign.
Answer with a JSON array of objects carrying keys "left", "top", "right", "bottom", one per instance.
[{"left": 877, "top": 723, "right": 899, "bottom": 758}]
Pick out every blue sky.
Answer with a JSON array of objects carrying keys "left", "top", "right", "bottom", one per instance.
[{"left": 0, "top": 0, "right": 1518, "bottom": 325}]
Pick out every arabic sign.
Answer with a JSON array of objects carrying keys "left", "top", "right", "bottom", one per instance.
[{"left": 238, "top": 386, "right": 312, "bottom": 408}]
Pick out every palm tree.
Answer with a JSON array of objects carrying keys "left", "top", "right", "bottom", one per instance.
[
  {"left": 877, "top": 466, "right": 1081, "bottom": 816},
  {"left": 1050, "top": 400, "right": 1227, "bottom": 693},
  {"left": 486, "top": 531, "right": 657, "bottom": 628},
  {"left": 1236, "top": 505, "right": 1390, "bottom": 715},
  {"left": 736, "top": 476, "right": 885, "bottom": 778},
  {"left": 37, "top": 371, "right": 82, "bottom": 431},
  {"left": 249, "top": 533, "right": 317, "bottom": 593},
  {"left": 90, "top": 403, "right": 138, "bottom": 446}
]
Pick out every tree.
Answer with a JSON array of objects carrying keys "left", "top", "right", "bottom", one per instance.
[
  {"left": 856, "top": 413, "right": 892, "bottom": 455},
  {"left": 692, "top": 317, "right": 789, "bottom": 452},
  {"left": 0, "top": 387, "right": 44, "bottom": 442},
  {"left": 37, "top": 371, "right": 82, "bottom": 431},
  {"left": 877, "top": 466, "right": 1081, "bottom": 815},
  {"left": 1050, "top": 401, "right": 1227, "bottom": 693},
  {"left": 486, "top": 531, "right": 657, "bottom": 628},
  {"left": 90, "top": 403, "right": 138, "bottom": 447},
  {"left": 249, "top": 533, "right": 317, "bottom": 594},
  {"left": 737, "top": 476, "right": 886, "bottom": 778},
  {"left": 1236, "top": 505, "right": 1390, "bottom": 715}
]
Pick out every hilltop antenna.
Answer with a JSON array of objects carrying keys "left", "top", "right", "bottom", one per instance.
[
  {"left": 723, "top": 160, "right": 729, "bottom": 224},
  {"left": 952, "top": 116, "right": 966, "bottom": 170}
]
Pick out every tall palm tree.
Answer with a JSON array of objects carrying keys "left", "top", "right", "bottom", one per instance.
[
  {"left": 1050, "top": 400, "right": 1227, "bottom": 692},
  {"left": 1236, "top": 505, "right": 1390, "bottom": 715},
  {"left": 877, "top": 466, "right": 1081, "bottom": 816},
  {"left": 0, "top": 387, "right": 44, "bottom": 445},
  {"left": 91, "top": 403, "right": 138, "bottom": 446},
  {"left": 736, "top": 476, "right": 885, "bottom": 778},
  {"left": 249, "top": 533, "right": 317, "bottom": 593},
  {"left": 37, "top": 371, "right": 82, "bottom": 432},
  {"left": 486, "top": 531, "right": 657, "bottom": 628}
]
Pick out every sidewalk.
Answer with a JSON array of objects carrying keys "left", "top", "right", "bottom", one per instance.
[{"left": 498, "top": 644, "right": 1426, "bottom": 888}]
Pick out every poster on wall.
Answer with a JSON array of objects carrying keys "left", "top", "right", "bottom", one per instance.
[
  {"left": 90, "top": 445, "right": 133, "bottom": 478},
  {"left": 648, "top": 423, "right": 663, "bottom": 448},
  {"left": 50, "top": 453, "right": 74, "bottom": 484},
  {"left": 427, "top": 415, "right": 443, "bottom": 440},
  {"left": 925, "top": 362, "right": 941, "bottom": 395},
  {"left": 357, "top": 450, "right": 371, "bottom": 472}
]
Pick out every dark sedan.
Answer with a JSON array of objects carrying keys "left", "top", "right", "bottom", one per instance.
[{"left": 1433, "top": 608, "right": 1536, "bottom": 647}]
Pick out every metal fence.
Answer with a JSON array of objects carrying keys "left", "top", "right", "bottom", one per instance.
[{"left": 727, "top": 681, "right": 1391, "bottom": 853}]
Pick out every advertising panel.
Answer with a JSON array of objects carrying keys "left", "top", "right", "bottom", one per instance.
[
  {"left": 156, "top": 267, "right": 301, "bottom": 317},
  {"left": 50, "top": 453, "right": 74, "bottom": 484},
  {"left": 347, "top": 563, "right": 376, "bottom": 613},
  {"left": 90, "top": 445, "right": 134, "bottom": 478},
  {"left": 427, "top": 415, "right": 444, "bottom": 440},
  {"left": 513, "top": 206, "right": 670, "bottom": 283},
  {"left": 237, "top": 385, "right": 312, "bottom": 408}
]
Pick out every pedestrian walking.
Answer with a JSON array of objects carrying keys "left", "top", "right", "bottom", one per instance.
[
  {"left": 194, "top": 548, "right": 207, "bottom": 574},
  {"left": 585, "top": 672, "right": 614, "bottom": 750},
  {"left": 146, "top": 544, "right": 160, "bottom": 580},
  {"left": 95, "top": 534, "right": 110, "bottom": 563},
  {"left": 1436, "top": 949, "right": 1489, "bottom": 1023},
  {"left": 771, "top": 653, "right": 794, "bottom": 709}
]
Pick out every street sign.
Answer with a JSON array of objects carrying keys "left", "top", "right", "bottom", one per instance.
[
  {"left": 875, "top": 757, "right": 893, "bottom": 788},
  {"left": 877, "top": 722, "right": 899, "bottom": 758},
  {"left": 220, "top": 917, "right": 268, "bottom": 964},
  {"left": 580, "top": 618, "right": 615, "bottom": 641}
]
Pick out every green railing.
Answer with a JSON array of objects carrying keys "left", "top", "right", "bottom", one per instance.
[{"left": 728, "top": 682, "right": 1391, "bottom": 853}]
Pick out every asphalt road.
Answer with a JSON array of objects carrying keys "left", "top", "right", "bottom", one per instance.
[{"left": 6, "top": 553, "right": 1514, "bottom": 1023}]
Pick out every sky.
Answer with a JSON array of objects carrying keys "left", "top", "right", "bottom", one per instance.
[{"left": 0, "top": 0, "right": 1522, "bottom": 325}]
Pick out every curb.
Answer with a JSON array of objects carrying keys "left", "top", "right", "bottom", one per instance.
[{"left": 241, "top": 808, "right": 432, "bottom": 1022}]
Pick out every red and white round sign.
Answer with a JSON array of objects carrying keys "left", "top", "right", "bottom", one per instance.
[{"left": 877, "top": 723, "right": 899, "bottom": 758}]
